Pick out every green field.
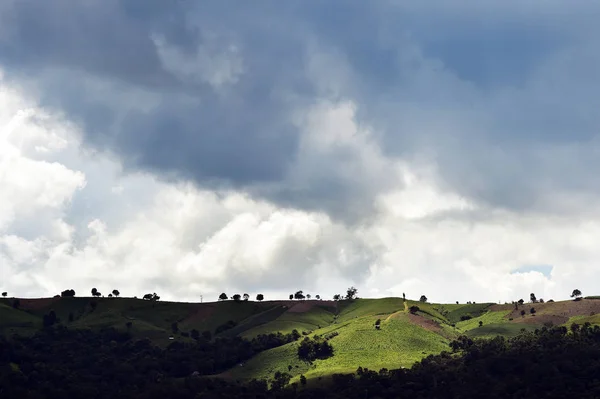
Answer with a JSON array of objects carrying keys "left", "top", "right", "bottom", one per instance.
[
  {"left": 466, "top": 323, "right": 539, "bottom": 338},
  {"left": 456, "top": 309, "right": 511, "bottom": 331},
  {"left": 2, "top": 295, "right": 598, "bottom": 383}
]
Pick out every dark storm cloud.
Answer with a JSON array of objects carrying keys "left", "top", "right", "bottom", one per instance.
[
  {"left": 2, "top": 0, "right": 600, "bottom": 217},
  {"left": 0, "top": 0, "right": 312, "bottom": 185}
]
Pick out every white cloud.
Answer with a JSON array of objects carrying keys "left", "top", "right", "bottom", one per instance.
[
  {"left": 2, "top": 2, "right": 600, "bottom": 306},
  {"left": 1, "top": 74, "right": 598, "bottom": 304}
]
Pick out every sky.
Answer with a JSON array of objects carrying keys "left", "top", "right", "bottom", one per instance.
[{"left": 1, "top": 0, "right": 600, "bottom": 303}]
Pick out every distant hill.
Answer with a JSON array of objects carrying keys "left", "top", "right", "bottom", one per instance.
[{"left": 2, "top": 295, "right": 598, "bottom": 382}]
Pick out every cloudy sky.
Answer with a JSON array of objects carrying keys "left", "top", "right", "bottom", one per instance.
[{"left": 1, "top": 1, "right": 600, "bottom": 303}]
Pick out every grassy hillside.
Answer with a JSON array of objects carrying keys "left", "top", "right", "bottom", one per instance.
[
  {"left": 0, "top": 302, "right": 41, "bottom": 335},
  {"left": 3, "top": 295, "right": 600, "bottom": 383}
]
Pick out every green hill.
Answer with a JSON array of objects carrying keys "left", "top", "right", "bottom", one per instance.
[{"left": 2, "top": 295, "right": 600, "bottom": 383}]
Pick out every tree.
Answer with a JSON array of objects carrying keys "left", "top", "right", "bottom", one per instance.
[
  {"left": 333, "top": 294, "right": 341, "bottom": 301},
  {"left": 61, "top": 289, "right": 75, "bottom": 297},
  {"left": 152, "top": 293, "right": 160, "bottom": 301},
  {"left": 306, "top": 294, "right": 311, "bottom": 300},
  {"left": 218, "top": 293, "right": 228, "bottom": 301},
  {"left": 108, "top": 293, "right": 113, "bottom": 298},
  {"left": 316, "top": 294, "right": 321, "bottom": 300},
  {"left": 420, "top": 295, "right": 428, "bottom": 303},
  {"left": 289, "top": 294, "right": 294, "bottom": 300},
  {"left": 294, "top": 290, "right": 305, "bottom": 300},
  {"left": 1, "top": 292, "right": 6, "bottom": 298},
  {"left": 571, "top": 289, "right": 582, "bottom": 299},
  {"left": 409, "top": 305, "right": 420, "bottom": 314},
  {"left": 518, "top": 298, "right": 524, "bottom": 305},
  {"left": 232, "top": 294, "right": 241, "bottom": 301},
  {"left": 478, "top": 321, "right": 483, "bottom": 327},
  {"left": 403, "top": 292, "right": 406, "bottom": 301},
  {"left": 539, "top": 298, "right": 544, "bottom": 303},
  {"left": 530, "top": 307, "right": 536, "bottom": 315},
  {"left": 243, "top": 293, "right": 249, "bottom": 301},
  {"left": 256, "top": 294, "right": 264, "bottom": 302},
  {"left": 112, "top": 289, "right": 120, "bottom": 297},
  {"left": 297, "top": 337, "right": 334, "bottom": 362},
  {"left": 91, "top": 288, "right": 98, "bottom": 297},
  {"left": 345, "top": 286, "right": 358, "bottom": 300},
  {"left": 530, "top": 293, "right": 537, "bottom": 303},
  {"left": 520, "top": 309, "right": 526, "bottom": 317},
  {"left": 143, "top": 293, "right": 153, "bottom": 300}
]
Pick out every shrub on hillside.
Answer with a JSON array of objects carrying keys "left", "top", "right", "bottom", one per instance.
[{"left": 297, "top": 336, "right": 334, "bottom": 362}]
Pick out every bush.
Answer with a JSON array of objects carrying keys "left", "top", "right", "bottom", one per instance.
[
  {"left": 298, "top": 336, "right": 334, "bottom": 362},
  {"left": 460, "top": 315, "right": 473, "bottom": 321}
]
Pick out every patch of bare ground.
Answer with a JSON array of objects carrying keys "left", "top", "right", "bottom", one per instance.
[
  {"left": 506, "top": 299, "right": 600, "bottom": 323},
  {"left": 512, "top": 314, "right": 569, "bottom": 326},
  {"left": 489, "top": 304, "right": 514, "bottom": 312},
  {"left": 270, "top": 300, "right": 337, "bottom": 313},
  {"left": 287, "top": 301, "right": 319, "bottom": 313},
  {"left": 18, "top": 297, "right": 59, "bottom": 310},
  {"left": 407, "top": 313, "right": 443, "bottom": 333},
  {"left": 183, "top": 303, "right": 217, "bottom": 324}
]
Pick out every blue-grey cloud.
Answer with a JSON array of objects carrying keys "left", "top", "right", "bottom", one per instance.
[{"left": 2, "top": 0, "right": 600, "bottom": 219}]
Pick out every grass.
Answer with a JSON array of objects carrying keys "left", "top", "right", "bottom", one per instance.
[
  {"left": 565, "top": 314, "right": 600, "bottom": 326},
  {"left": 456, "top": 310, "right": 511, "bottom": 331},
  {"left": 466, "top": 323, "right": 539, "bottom": 338},
  {"left": 311, "top": 313, "right": 449, "bottom": 376},
  {"left": 220, "top": 305, "right": 290, "bottom": 337},
  {"left": 0, "top": 302, "right": 41, "bottom": 335},
  {"left": 230, "top": 303, "right": 450, "bottom": 383},
  {"left": 237, "top": 303, "right": 336, "bottom": 338},
  {"left": 336, "top": 298, "right": 405, "bottom": 322},
  {"left": 443, "top": 303, "right": 494, "bottom": 324}
]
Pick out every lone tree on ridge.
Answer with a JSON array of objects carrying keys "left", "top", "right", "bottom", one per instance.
[{"left": 346, "top": 286, "right": 358, "bottom": 300}]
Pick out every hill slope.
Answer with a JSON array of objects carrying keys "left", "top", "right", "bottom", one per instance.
[{"left": 2, "top": 296, "right": 600, "bottom": 382}]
